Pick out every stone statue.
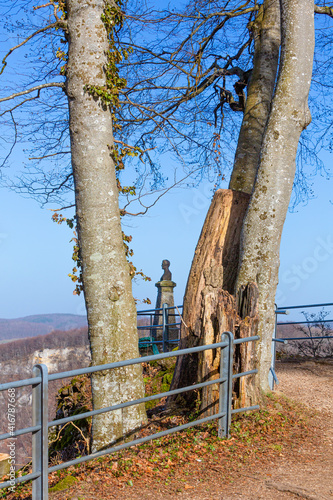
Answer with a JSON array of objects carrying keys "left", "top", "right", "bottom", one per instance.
[{"left": 161, "top": 259, "right": 172, "bottom": 281}]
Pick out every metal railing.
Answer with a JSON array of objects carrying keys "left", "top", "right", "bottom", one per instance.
[
  {"left": 275, "top": 302, "right": 333, "bottom": 339},
  {"left": 270, "top": 301, "right": 333, "bottom": 388},
  {"left": 137, "top": 303, "right": 182, "bottom": 352},
  {"left": 0, "top": 331, "right": 259, "bottom": 499}
]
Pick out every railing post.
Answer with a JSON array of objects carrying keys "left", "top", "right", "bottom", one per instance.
[
  {"left": 32, "top": 364, "right": 49, "bottom": 500},
  {"left": 269, "top": 305, "right": 278, "bottom": 390},
  {"left": 150, "top": 313, "right": 154, "bottom": 341},
  {"left": 218, "top": 332, "right": 233, "bottom": 438},
  {"left": 162, "top": 303, "right": 168, "bottom": 352}
]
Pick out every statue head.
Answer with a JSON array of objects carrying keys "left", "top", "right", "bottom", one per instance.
[{"left": 161, "top": 259, "right": 172, "bottom": 280}]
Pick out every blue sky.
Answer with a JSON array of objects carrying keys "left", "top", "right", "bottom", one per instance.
[
  {"left": 0, "top": 1, "right": 332, "bottom": 320},
  {"left": 0, "top": 159, "right": 332, "bottom": 320},
  {"left": 130, "top": 167, "right": 333, "bottom": 315}
]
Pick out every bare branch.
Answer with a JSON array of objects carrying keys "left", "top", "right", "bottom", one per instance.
[
  {"left": 0, "top": 83, "right": 65, "bottom": 103},
  {"left": 28, "top": 151, "right": 70, "bottom": 160},
  {"left": 121, "top": 165, "right": 203, "bottom": 216},
  {"left": 33, "top": 2, "right": 53, "bottom": 11},
  {"left": 0, "top": 22, "right": 67, "bottom": 75},
  {"left": 314, "top": 4, "right": 333, "bottom": 17},
  {"left": 49, "top": 204, "right": 75, "bottom": 212},
  {"left": 0, "top": 92, "right": 41, "bottom": 117},
  {"left": 0, "top": 111, "right": 17, "bottom": 169}
]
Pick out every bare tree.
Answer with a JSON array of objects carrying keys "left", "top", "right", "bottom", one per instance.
[
  {"left": 294, "top": 311, "right": 333, "bottom": 358},
  {"left": 0, "top": 0, "right": 147, "bottom": 451}
]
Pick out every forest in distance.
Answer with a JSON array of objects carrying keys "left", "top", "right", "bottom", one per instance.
[{"left": 0, "top": 314, "right": 87, "bottom": 343}]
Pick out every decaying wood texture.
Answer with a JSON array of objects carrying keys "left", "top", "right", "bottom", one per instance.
[
  {"left": 172, "top": 0, "right": 315, "bottom": 407},
  {"left": 170, "top": 190, "right": 259, "bottom": 412}
]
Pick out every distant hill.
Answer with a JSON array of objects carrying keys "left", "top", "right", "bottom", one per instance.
[
  {"left": 0, "top": 327, "right": 90, "bottom": 469},
  {"left": 0, "top": 313, "right": 88, "bottom": 341}
]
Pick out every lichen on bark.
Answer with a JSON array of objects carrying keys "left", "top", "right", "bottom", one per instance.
[
  {"left": 65, "top": 0, "right": 147, "bottom": 451},
  {"left": 171, "top": 0, "right": 315, "bottom": 406},
  {"left": 236, "top": 0, "right": 315, "bottom": 391}
]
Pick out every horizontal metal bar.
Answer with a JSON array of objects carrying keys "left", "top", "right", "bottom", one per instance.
[
  {"left": 49, "top": 376, "right": 227, "bottom": 428},
  {"left": 0, "top": 471, "right": 40, "bottom": 489},
  {"left": 138, "top": 338, "right": 163, "bottom": 344},
  {"left": 277, "top": 319, "right": 333, "bottom": 326},
  {"left": 138, "top": 339, "right": 179, "bottom": 346},
  {"left": 276, "top": 302, "right": 333, "bottom": 311},
  {"left": 0, "top": 425, "right": 41, "bottom": 441},
  {"left": 0, "top": 377, "right": 42, "bottom": 392},
  {"left": 48, "top": 340, "right": 230, "bottom": 382},
  {"left": 137, "top": 307, "right": 163, "bottom": 313},
  {"left": 272, "top": 338, "right": 288, "bottom": 344},
  {"left": 49, "top": 411, "right": 225, "bottom": 473},
  {"left": 137, "top": 305, "right": 183, "bottom": 314},
  {"left": 165, "top": 322, "right": 181, "bottom": 327},
  {"left": 232, "top": 369, "right": 258, "bottom": 380},
  {"left": 137, "top": 324, "right": 163, "bottom": 329},
  {"left": 277, "top": 336, "right": 333, "bottom": 341},
  {"left": 234, "top": 336, "right": 259, "bottom": 345},
  {"left": 231, "top": 405, "right": 260, "bottom": 415},
  {"left": 137, "top": 325, "right": 157, "bottom": 330}
]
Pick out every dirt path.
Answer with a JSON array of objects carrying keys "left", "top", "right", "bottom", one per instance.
[
  {"left": 214, "top": 360, "right": 333, "bottom": 500},
  {"left": 139, "top": 361, "right": 333, "bottom": 499},
  {"left": 266, "top": 360, "right": 333, "bottom": 500},
  {"left": 140, "top": 360, "right": 333, "bottom": 500},
  {"left": 48, "top": 360, "right": 333, "bottom": 500}
]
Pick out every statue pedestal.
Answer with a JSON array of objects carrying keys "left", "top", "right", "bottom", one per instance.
[
  {"left": 153, "top": 280, "right": 177, "bottom": 348},
  {"left": 154, "top": 280, "right": 177, "bottom": 310}
]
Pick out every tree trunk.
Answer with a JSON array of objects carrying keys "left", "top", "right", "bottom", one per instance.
[
  {"left": 236, "top": 0, "right": 315, "bottom": 391},
  {"left": 229, "top": 0, "right": 281, "bottom": 193},
  {"left": 170, "top": 190, "right": 260, "bottom": 411},
  {"left": 171, "top": 0, "right": 314, "bottom": 408},
  {"left": 170, "top": 0, "right": 281, "bottom": 411},
  {"left": 66, "top": 0, "right": 146, "bottom": 452}
]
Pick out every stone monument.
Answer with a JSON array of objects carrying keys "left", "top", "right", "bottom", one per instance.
[{"left": 153, "top": 260, "right": 177, "bottom": 348}]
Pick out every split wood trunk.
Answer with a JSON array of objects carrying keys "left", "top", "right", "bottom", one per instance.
[{"left": 170, "top": 190, "right": 260, "bottom": 414}]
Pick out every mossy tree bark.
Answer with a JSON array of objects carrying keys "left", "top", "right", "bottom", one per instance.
[
  {"left": 236, "top": 0, "right": 315, "bottom": 391},
  {"left": 171, "top": 0, "right": 314, "bottom": 411},
  {"left": 66, "top": 0, "right": 146, "bottom": 452},
  {"left": 229, "top": 0, "right": 281, "bottom": 193}
]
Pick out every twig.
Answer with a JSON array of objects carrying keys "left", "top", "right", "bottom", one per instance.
[
  {"left": 314, "top": 4, "right": 333, "bottom": 18},
  {"left": 49, "top": 420, "right": 90, "bottom": 455},
  {"left": 0, "top": 23, "right": 67, "bottom": 75},
  {"left": 176, "top": 305, "right": 188, "bottom": 329},
  {"left": 28, "top": 151, "right": 70, "bottom": 160},
  {"left": 0, "top": 83, "right": 65, "bottom": 103}
]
